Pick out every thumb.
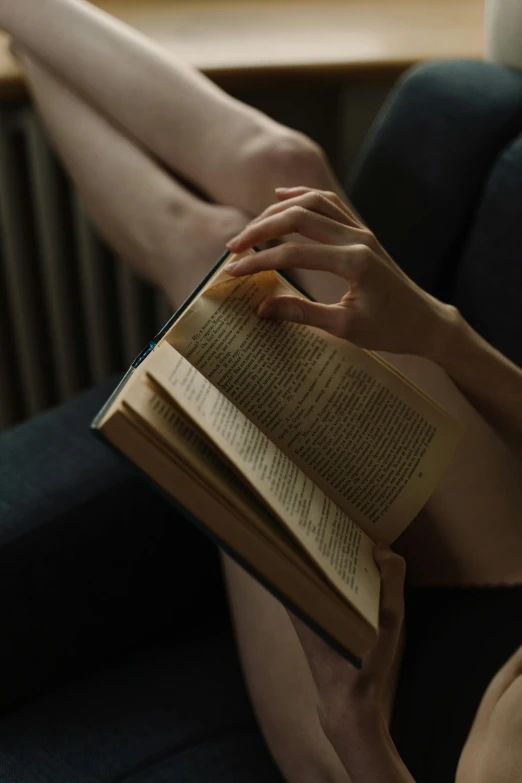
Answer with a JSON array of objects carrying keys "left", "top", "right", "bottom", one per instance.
[
  {"left": 363, "top": 546, "right": 406, "bottom": 681},
  {"left": 258, "top": 295, "right": 347, "bottom": 337}
]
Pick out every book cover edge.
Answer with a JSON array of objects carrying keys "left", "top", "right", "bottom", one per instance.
[{"left": 89, "top": 248, "right": 358, "bottom": 660}]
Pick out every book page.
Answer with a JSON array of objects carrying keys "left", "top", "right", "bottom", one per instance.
[
  {"left": 166, "top": 264, "right": 460, "bottom": 543},
  {"left": 144, "top": 342, "right": 380, "bottom": 630},
  {"left": 121, "top": 378, "right": 338, "bottom": 589},
  {"left": 122, "top": 378, "right": 371, "bottom": 603},
  {"left": 123, "top": 377, "right": 264, "bottom": 522}
]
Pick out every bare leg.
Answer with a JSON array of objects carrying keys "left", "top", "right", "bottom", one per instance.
[
  {"left": 21, "top": 52, "right": 522, "bottom": 770},
  {"left": 386, "top": 353, "right": 522, "bottom": 587},
  {"left": 18, "top": 55, "right": 350, "bottom": 783},
  {"left": 5, "top": 0, "right": 345, "bottom": 302},
  {"left": 13, "top": 47, "right": 352, "bottom": 779},
  {"left": 18, "top": 51, "right": 250, "bottom": 305},
  {"left": 224, "top": 557, "right": 353, "bottom": 783},
  {"left": 17, "top": 40, "right": 522, "bottom": 778},
  {"left": 224, "top": 353, "right": 522, "bottom": 782},
  {"left": 3, "top": 0, "right": 342, "bottom": 213},
  {"left": 11, "top": 5, "right": 521, "bottom": 774},
  {"left": 9, "top": 45, "right": 349, "bottom": 782}
]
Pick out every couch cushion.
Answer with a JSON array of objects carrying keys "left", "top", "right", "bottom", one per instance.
[{"left": 0, "top": 629, "right": 283, "bottom": 782}]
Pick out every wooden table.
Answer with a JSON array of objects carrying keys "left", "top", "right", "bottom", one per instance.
[{"left": 0, "top": 0, "right": 484, "bottom": 98}]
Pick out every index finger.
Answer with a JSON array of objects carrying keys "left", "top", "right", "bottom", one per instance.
[
  {"left": 224, "top": 242, "right": 370, "bottom": 282},
  {"left": 276, "top": 186, "right": 360, "bottom": 223}
]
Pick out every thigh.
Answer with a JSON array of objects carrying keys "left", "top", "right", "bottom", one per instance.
[
  {"left": 385, "top": 354, "right": 522, "bottom": 586},
  {"left": 223, "top": 556, "right": 354, "bottom": 783},
  {"left": 223, "top": 351, "right": 522, "bottom": 782},
  {"left": 0, "top": 378, "right": 226, "bottom": 709},
  {"left": 223, "top": 554, "right": 403, "bottom": 783},
  {"left": 219, "top": 61, "right": 522, "bottom": 780},
  {"left": 348, "top": 60, "right": 522, "bottom": 299}
]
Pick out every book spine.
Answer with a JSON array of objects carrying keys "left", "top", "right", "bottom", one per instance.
[{"left": 132, "top": 341, "right": 156, "bottom": 369}]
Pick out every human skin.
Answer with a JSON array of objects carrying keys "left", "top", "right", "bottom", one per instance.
[{"left": 2, "top": 2, "right": 522, "bottom": 778}]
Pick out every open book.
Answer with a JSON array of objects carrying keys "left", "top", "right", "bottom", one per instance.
[{"left": 93, "top": 249, "right": 460, "bottom": 664}]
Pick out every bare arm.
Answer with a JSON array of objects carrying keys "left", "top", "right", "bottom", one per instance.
[{"left": 428, "top": 313, "right": 522, "bottom": 462}]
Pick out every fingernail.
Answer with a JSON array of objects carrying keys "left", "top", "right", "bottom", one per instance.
[
  {"left": 226, "top": 235, "right": 241, "bottom": 249},
  {"left": 224, "top": 261, "right": 238, "bottom": 272},
  {"left": 275, "top": 187, "right": 288, "bottom": 193}
]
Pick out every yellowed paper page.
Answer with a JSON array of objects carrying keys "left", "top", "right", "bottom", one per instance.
[
  {"left": 121, "top": 380, "right": 334, "bottom": 584},
  {"left": 146, "top": 342, "right": 380, "bottom": 629},
  {"left": 122, "top": 379, "right": 374, "bottom": 617},
  {"left": 123, "top": 378, "right": 260, "bottom": 516},
  {"left": 167, "top": 265, "right": 459, "bottom": 543}
]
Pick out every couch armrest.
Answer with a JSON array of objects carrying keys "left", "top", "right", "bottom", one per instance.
[{"left": 0, "top": 378, "right": 223, "bottom": 713}]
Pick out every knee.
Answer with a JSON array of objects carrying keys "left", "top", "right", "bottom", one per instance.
[
  {"left": 257, "top": 130, "right": 330, "bottom": 185},
  {"left": 241, "top": 129, "right": 339, "bottom": 213}
]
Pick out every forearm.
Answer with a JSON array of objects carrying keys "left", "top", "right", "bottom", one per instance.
[{"left": 427, "top": 307, "right": 522, "bottom": 459}]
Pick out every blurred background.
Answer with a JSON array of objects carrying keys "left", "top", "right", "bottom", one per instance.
[{"left": 0, "top": 0, "right": 484, "bottom": 429}]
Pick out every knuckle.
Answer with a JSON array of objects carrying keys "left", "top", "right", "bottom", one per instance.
[
  {"left": 324, "top": 190, "right": 348, "bottom": 214},
  {"left": 319, "top": 192, "right": 341, "bottom": 216},
  {"left": 288, "top": 299, "right": 307, "bottom": 322},
  {"left": 321, "top": 189, "right": 338, "bottom": 203},
  {"left": 282, "top": 241, "right": 304, "bottom": 262},
  {"left": 359, "top": 228, "right": 378, "bottom": 250},
  {"left": 288, "top": 204, "right": 308, "bottom": 228},
  {"left": 260, "top": 203, "right": 278, "bottom": 220},
  {"left": 305, "top": 191, "right": 328, "bottom": 211},
  {"left": 352, "top": 243, "right": 374, "bottom": 268}
]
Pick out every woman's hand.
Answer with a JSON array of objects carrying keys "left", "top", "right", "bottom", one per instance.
[
  {"left": 225, "top": 186, "right": 455, "bottom": 358},
  {"left": 288, "top": 545, "right": 414, "bottom": 782},
  {"left": 291, "top": 545, "right": 405, "bottom": 739}
]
